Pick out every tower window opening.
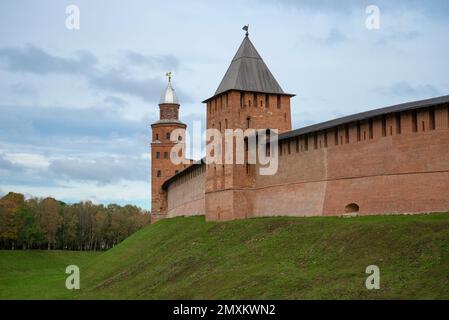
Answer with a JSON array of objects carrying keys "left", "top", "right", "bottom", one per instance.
[
  {"left": 287, "top": 141, "right": 291, "bottom": 154},
  {"left": 246, "top": 117, "right": 251, "bottom": 129},
  {"left": 356, "top": 122, "right": 361, "bottom": 141},
  {"left": 324, "top": 131, "right": 328, "bottom": 147},
  {"left": 369, "top": 119, "right": 373, "bottom": 139},
  {"left": 381, "top": 116, "right": 387, "bottom": 137},
  {"left": 248, "top": 99, "right": 251, "bottom": 107},
  {"left": 296, "top": 137, "right": 300, "bottom": 152},
  {"left": 429, "top": 108, "right": 435, "bottom": 130},
  {"left": 265, "top": 94, "right": 269, "bottom": 108},
  {"left": 226, "top": 93, "right": 228, "bottom": 109},
  {"left": 276, "top": 95, "right": 281, "bottom": 109},
  {"left": 156, "top": 133, "right": 159, "bottom": 140},
  {"left": 412, "top": 110, "right": 418, "bottom": 132},
  {"left": 164, "top": 152, "right": 168, "bottom": 159},
  {"left": 253, "top": 93, "right": 257, "bottom": 107},
  {"left": 304, "top": 137, "right": 309, "bottom": 151},
  {"left": 246, "top": 162, "right": 250, "bottom": 175},
  {"left": 422, "top": 121, "right": 425, "bottom": 132},
  {"left": 314, "top": 134, "right": 318, "bottom": 149},
  {"left": 166, "top": 132, "right": 170, "bottom": 140},
  {"left": 260, "top": 100, "right": 263, "bottom": 107},
  {"left": 334, "top": 129, "right": 339, "bottom": 145},
  {"left": 345, "top": 125, "right": 349, "bottom": 143},
  {"left": 225, "top": 119, "right": 228, "bottom": 129},
  {"left": 390, "top": 126, "right": 393, "bottom": 136},
  {"left": 156, "top": 170, "right": 161, "bottom": 177},
  {"left": 396, "top": 113, "right": 402, "bottom": 134},
  {"left": 219, "top": 122, "right": 222, "bottom": 131},
  {"left": 156, "top": 152, "right": 160, "bottom": 159},
  {"left": 240, "top": 92, "right": 244, "bottom": 108}
]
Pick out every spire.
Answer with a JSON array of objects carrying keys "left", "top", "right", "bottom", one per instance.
[
  {"left": 159, "top": 72, "right": 179, "bottom": 105},
  {"left": 212, "top": 34, "right": 286, "bottom": 97}
]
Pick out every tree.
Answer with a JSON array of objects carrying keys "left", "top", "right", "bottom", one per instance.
[
  {"left": 0, "top": 192, "right": 25, "bottom": 249},
  {"left": 37, "top": 198, "right": 61, "bottom": 250}
]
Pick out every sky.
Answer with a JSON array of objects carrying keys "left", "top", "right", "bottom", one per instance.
[{"left": 0, "top": 0, "right": 448, "bottom": 210}]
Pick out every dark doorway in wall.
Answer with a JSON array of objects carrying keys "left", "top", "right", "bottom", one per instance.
[{"left": 345, "top": 203, "right": 360, "bottom": 214}]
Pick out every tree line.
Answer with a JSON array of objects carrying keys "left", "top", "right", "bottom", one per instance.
[{"left": 0, "top": 192, "right": 149, "bottom": 250}]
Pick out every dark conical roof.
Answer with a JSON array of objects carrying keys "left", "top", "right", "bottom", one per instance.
[{"left": 203, "top": 36, "right": 293, "bottom": 102}]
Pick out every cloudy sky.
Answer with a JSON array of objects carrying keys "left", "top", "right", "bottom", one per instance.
[{"left": 0, "top": 0, "right": 448, "bottom": 209}]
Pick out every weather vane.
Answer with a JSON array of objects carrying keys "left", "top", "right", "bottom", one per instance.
[
  {"left": 242, "top": 24, "right": 249, "bottom": 37},
  {"left": 165, "top": 71, "right": 172, "bottom": 83}
]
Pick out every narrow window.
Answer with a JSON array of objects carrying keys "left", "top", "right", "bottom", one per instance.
[
  {"left": 429, "top": 108, "right": 435, "bottom": 130},
  {"left": 156, "top": 152, "right": 160, "bottom": 159},
  {"left": 314, "top": 134, "right": 318, "bottom": 149},
  {"left": 225, "top": 119, "right": 228, "bottom": 129},
  {"left": 345, "top": 125, "right": 349, "bottom": 143},
  {"left": 164, "top": 152, "right": 168, "bottom": 159},
  {"left": 304, "top": 136, "right": 309, "bottom": 151},
  {"left": 381, "top": 116, "right": 387, "bottom": 137},
  {"left": 246, "top": 163, "right": 250, "bottom": 175},
  {"left": 356, "top": 122, "right": 361, "bottom": 141},
  {"left": 324, "top": 131, "right": 328, "bottom": 147},
  {"left": 288, "top": 141, "right": 291, "bottom": 154},
  {"left": 260, "top": 100, "right": 263, "bottom": 107},
  {"left": 396, "top": 113, "right": 402, "bottom": 134},
  {"left": 276, "top": 95, "right": 281, "bottom": 109},
  {"left": 156, "top": 133, "right": 159, "bottom": 140},
  {"left": 166, "top": 132, "right": 170, "bottom": 140},
  {"left": 219, "top": 122, "right": 221, "bottom": 131},
  {"left": 422, "top": 121, "right": 425, "bottom": 132},
  {"left": 253, "top": 93, "right": 257, "bottom": 107},
  {"left": 412, "top": 110, "right": 418, "bottom": 132},
  {"left": 246, "top": 117, "right": 251, "bottom": 128},
  {"left": 390, "top": 126, "right": 393, "bottom": 136},
  {"left": 240, "top": 92, "right": 244, "bottom": 107},
  {"left": 369, "top": 119, "right": 373, "bottom": 139},
  {"left": 156, "top": 170, "right": 161, "bottom": 177},
  {"left": 226, "top": 93, "right": 228, "bottom": 109},
  {"left": 265, "top": 94, "right": 269, "bottom": 108},
  {"left": 295, "top": 136, "right": 300, "bottom": 152},
  {"left": 334, "top": 129, "right": 339, "bottom": 145},
  {"left": 248, "top": 99, "right": 251, "bottom": 107}
]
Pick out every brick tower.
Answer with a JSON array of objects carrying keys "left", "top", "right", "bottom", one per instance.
[
  {"left": 151, "top": 73, "right": 187, "bottom": 220},
  {"left": 202, "top": 32, "right": 295, "bottom": 221}
]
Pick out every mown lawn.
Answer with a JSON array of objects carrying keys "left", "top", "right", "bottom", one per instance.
[
  {"left": 0, "top": 250, "right": 100, "bottom": 299},
  {"left": 1, "top": 213, "right": 449, "bottom": 299}
]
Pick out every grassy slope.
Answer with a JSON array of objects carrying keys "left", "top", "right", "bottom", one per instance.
[
  {"left": 76, "top": 213, "right": 449, "bottom": 299},
  {"left": 1, "top": 213, "right": 449, "bottom": 299},
  {"left": 0, "top": 250, "right": 100, "bottom": 299}
]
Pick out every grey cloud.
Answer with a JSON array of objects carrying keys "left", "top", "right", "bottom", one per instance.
[
  {"left": 0, "top": 154, "right": 19, "bottom": 171},
  {"left": 306, "top": 28, "right": 348, "bottom": 46},
  {"left": 103, "top": 96, "right": 128, "bottom": 108},
  {"left": 48, "top": 156, "right": 147, "bottom": 184},
  {"left": 375, "top": 31, "right": 421, "bottom": 46},
  {"left": 88, "top": 69, "right": 166, "bottom": 103},
  {"left": 374, "top": 81, "right": 441, "bottom": 98},
  {"left": 125, "top": 51, "right": 180, "bottom": 70},
  {"left": 0, "top": 45, "right": 96, "bottom": 75},
  {"left": 0, "top": 45, "right": 191, "bottom": 103}
]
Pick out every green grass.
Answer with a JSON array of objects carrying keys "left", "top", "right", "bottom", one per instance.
[
  {"left": 2, "top": 213, "right": 449, "bottom": 299},
  {"left": 0, "top": 250, "right": 100, "bottom": 299}
]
